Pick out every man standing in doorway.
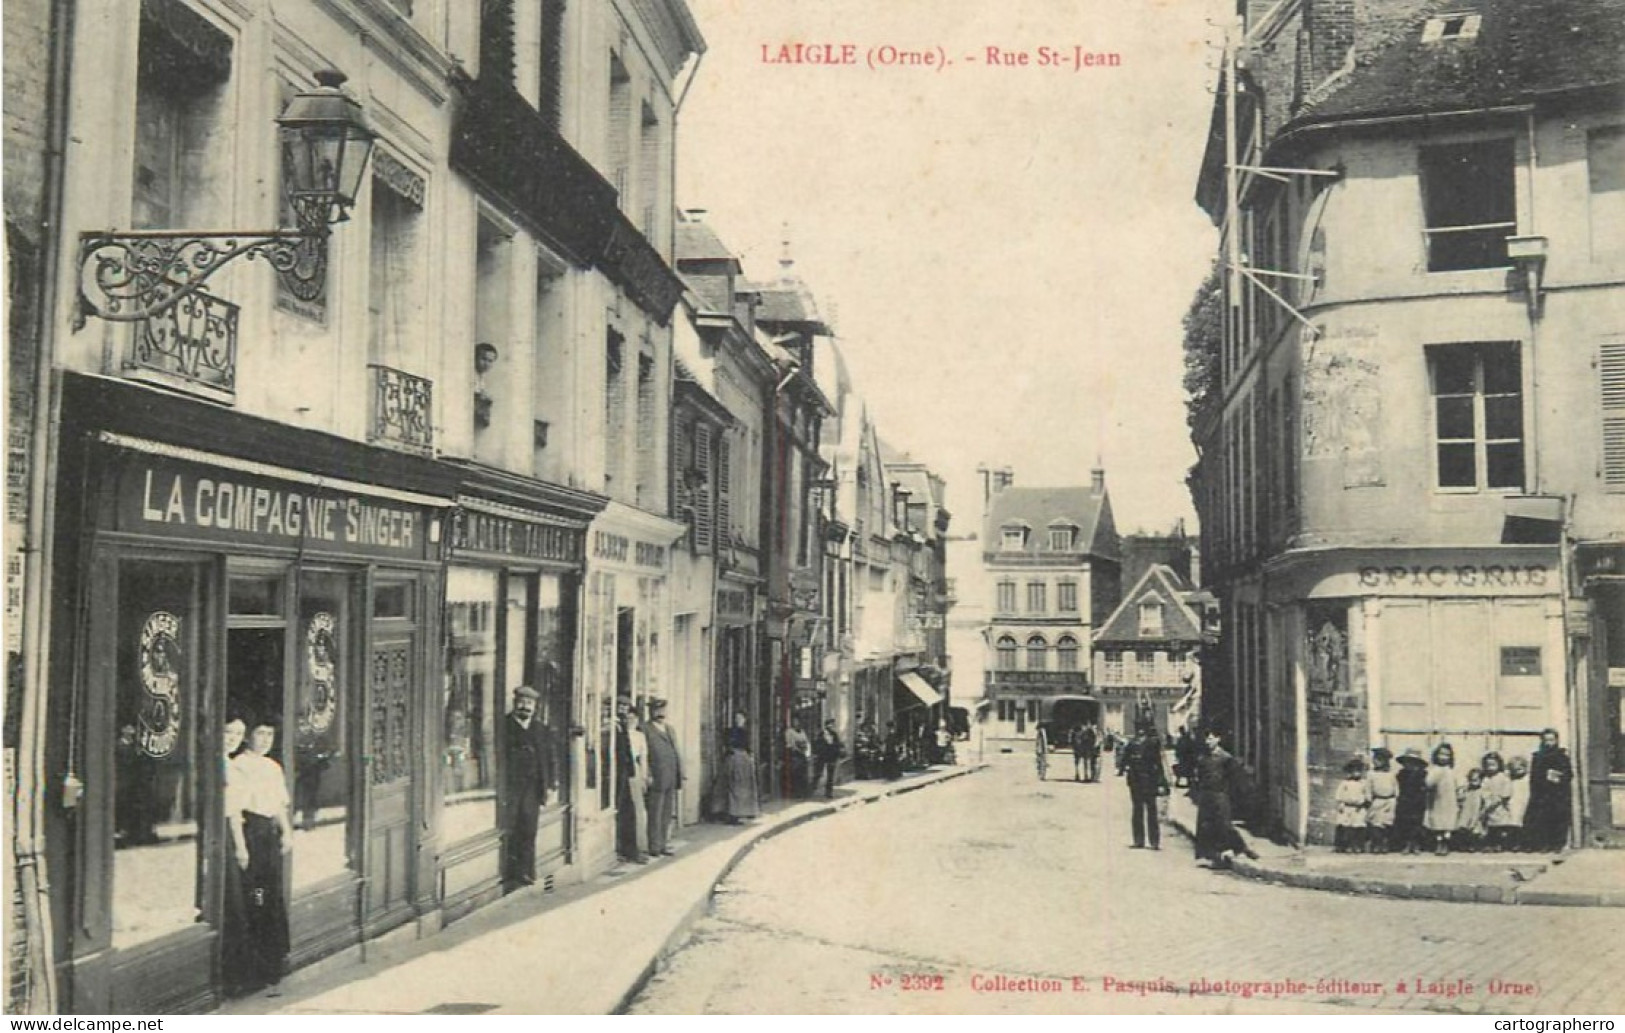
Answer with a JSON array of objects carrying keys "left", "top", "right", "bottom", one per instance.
[
  {"left": 615, "top": 695, "right": 650, "bottom": 864},
  {"left": 501, "top": 685, "right": 548, "bottom": 889},
  {"left": 643, "top": 698, "right": 683, "bottom": 857}
]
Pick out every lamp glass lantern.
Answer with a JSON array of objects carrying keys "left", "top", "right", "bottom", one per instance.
[{"left": 276, "top": 69, "right": 376, "bottom": 233}]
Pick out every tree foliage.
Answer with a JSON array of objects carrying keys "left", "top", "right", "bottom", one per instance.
[{"left": 1181, "top": 258, "right": 1225, "bottom": 437}]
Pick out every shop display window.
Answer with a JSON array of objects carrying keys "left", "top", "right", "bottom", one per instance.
[
  {"left": 112, "top": 559, "right": 206, "bottom": 949},
  {"left": 445, "top": 567, "right": 500, "bottom": 844}
]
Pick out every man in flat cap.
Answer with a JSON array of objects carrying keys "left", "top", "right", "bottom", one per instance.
[
  {"left": 643, "top": 698, "right": 683, "bottom": 856},
  {"left": 501, "top": 685, "right": 548, "bottom": 889}
]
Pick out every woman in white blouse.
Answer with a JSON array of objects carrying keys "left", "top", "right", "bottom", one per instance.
[{"left": 224, "top": 720, "right": 293, "bottom": 995}]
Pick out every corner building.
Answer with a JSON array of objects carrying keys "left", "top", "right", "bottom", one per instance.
[{"left": 1191, "top": 0, "right": 1625, "bottom": 844}]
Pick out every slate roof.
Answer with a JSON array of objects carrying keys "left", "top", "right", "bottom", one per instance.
[
  {"left": 675, "top": 220, "right": 736, "bottom": 264},
  {"left": 1291, "top": 0, "right": 1625, "bottom": 131},
  {"left": 1094, "top": 565, "right": 1205, "bottom": 646},
  {"left": 984, "top": 486, "right": 1117, "bottom": 560}
]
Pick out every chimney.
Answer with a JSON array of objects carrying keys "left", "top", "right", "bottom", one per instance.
[
  {"left": 994, "top": 467, "right": 1014, "bottom": 493},
  {"left": 1091, "top": 467, "right": 1106, "bottom": 495},
  {"left": 1305, "top": 0, "right": 1356, "bottom": 87}
]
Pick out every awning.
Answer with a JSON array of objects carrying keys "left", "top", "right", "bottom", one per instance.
[{"left": 897, "top": 671, "right": 943, "bottom": 708}]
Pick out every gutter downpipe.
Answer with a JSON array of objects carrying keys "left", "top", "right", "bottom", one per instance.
[{"left": 17, "top": 0, "right": 78, "bottom": 1013}]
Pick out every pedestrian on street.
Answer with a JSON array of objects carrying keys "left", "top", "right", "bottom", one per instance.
[
  {"left": 813, "top": 719, "right": 845, "bottom": 798},
  {"left": 1192, "top": 728, "right": 1257, "bottom": 866},
  {"left": 1071, "top": 723, "right": 1100, "bottom": 782},
  {"left": 225, "top": 718, "right": 293, "bottom": 997},
  {"left": 1424, "top": 743, "right": 1459, "bottom": 856},
  {"left": 1119, "top": 722, "right": 1170, "bottom": 849},
  {"left": 717, "top": 711, "right": 761, "bottom": 824},
  {"left": 1507, "top": 754, "right": 1532, "bottom": 849},
  {"left": 500, "top": 685, "right": 550, "bottom": 888},
  {"left": 615, "top": 695, "right": 650, "bottom": 863},
  {"left": 1366, "top": 747, "right": 1398, "bottom": 853},
  {"left": 643, "top": 698, "right": 682, "bottom": 857},
  {"left": 1334, "top": 757, "right": 1371, "bottom": 853},
  {"left": 785, "top": 720, "right": 812, "bottom": 798},
  {"left": 1393, "top": 748, "right": 1429, "bottom": 854},
  {"left": 1480, "top": 751, "right": 1515, "bottom": 852},
  {"left": 1524, "top": 728, "right": 1574, "bottom": 853},
  {"left": 1173, "top": 726, "right": 1197, "bottom": 789}
]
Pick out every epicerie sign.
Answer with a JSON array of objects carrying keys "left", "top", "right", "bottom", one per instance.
[{"left": 121, "top": 458, "right": 426, "bottom": 559}]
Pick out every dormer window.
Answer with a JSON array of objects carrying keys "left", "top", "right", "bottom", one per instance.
[
  {"left": 1047, "top": 525, "right": 1075, "bottom": 551},
  {"left": 1422, "top": 13, "right": 1481, "bottom": 42},
  {"left": 1000, "top": 525, "right": 1028, "bottom": 551},
  {"left": 1138, "top": 600, "right": 1164, "bottom": 636}
]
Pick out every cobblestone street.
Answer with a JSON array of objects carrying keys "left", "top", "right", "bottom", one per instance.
[{"left": 629, "top": 754, "right": 1625, "bottom": 1015}]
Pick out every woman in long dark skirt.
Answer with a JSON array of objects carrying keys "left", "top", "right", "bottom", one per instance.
[
  {"left": 1524, "top": 727, "right": 1574, "bottom": 853},
  {"left": 224, "top": 720, "right": 294, "bottom": 996},
  {"left": 1192, "top": 729, "right": 1259, "bottom": 865}
]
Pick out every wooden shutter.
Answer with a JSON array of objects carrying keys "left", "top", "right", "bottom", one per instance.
[
  {"left": 694, "top": 422, "right": 714, "bottom": 552},
  {"left": 671, "top": 415, "right": 694, "bottom": 543},
  {"left": 1602, "top": 338, "right": 1625, "bottom": 491},
  {"left": 717, "top": 436, "right": 732, "bottom": 548}
]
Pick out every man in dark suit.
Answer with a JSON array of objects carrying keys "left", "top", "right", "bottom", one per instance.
[
  {"left": 1118, "top": 723, "right": 1170, "bottom": 850},
  {"left": 643, "top": 698, "right": 683, "bottom": 856},
  {"left": 501, "top": 685, "right": 548, "bottom": 889}
]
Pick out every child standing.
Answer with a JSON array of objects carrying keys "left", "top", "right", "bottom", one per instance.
[
  {"left": 1394, "top": 748, "right": 1429, "bottom": 855},
  {"left": 1507, "top": 755, "right": 1532, "bottom": 851},
  {"left": 1454, "top": 767, "right": 1487, "bottom": 852},
  {"left": 1424, "top": 743, "right": 1459, "bottom": 856},
  {"left": 1334, "top": 757, "right": 1372, "bottom": 853},
  {"left": 1367, "top": 747, "right": 1399, "bottom": 853},
  {"left": 1480, "top": 752, "right": 1515, "bottom": 852}
]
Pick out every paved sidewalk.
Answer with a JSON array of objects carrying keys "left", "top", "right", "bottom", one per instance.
[
  {"left": 217, "top": 764, "right": 984, "bottom": 1016},
  {"left": 1162, "top": 790, "right": 1625, "bottom": 906}
]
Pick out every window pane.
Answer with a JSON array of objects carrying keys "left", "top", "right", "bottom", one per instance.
[
  {"left": 1420, "top": 140, "right": 1515, "bottom": 228},
  {"left": 1436, "top": 395, "right": 1476, "bottom": 439},
  {"left": 1487, "top": 443, "right": 1525, "bottom": 488},
  {"left": 1431, "top": 348, "right": 1476, "bottom": 395},
  {"left": 229, "top": 576, "right": 283, "bottom": 616},
  {"left": 1438, "top": 442, "right": 1477, "bottom": 487},
  {"left": 373, "top": 583, "right": 412, "bottom": 620},
  {"left": 1484, "top": 394, "right": 1523, "bottom": 439},
  {"left": 1428, "top": 227, "right": 1511, "bottom": 271},
  {"left": 1482, "top": 346, "right": 1522, "bottom": 394},
  {"left": 444, "top": 567, "right": 500, "bottom": 845},
  {"left": 534, "top": 573, "right": 576, "bottom": 805},
  {"left": 114, "top": 561, "right": 203, "bottom": 949}
]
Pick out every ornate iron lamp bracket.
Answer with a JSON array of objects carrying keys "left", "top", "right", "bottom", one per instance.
[{"left": 76, "top": 225, "right": 329, "bottom": 328}]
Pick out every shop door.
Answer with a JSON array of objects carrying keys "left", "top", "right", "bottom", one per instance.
[{"left": 365, "top": 600, "right": 418, "bottom": 928}]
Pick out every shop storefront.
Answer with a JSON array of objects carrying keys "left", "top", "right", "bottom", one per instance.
[
  {"left": 1268, "top": 546, "right": 1566, "bottom": 845},
  {"left": 710, "top": 575, "right": 760, "bottom": 818},
  {"left": 576, "top": 502, "right": 683, "bottom": 871},
  {"left": 436, "top": 467, "right": 602, "bottom": 916},
  {"left": 1575, "top": 543, "right": 1625, "bottom": 847},
  {"left": 49, "top": 374, "right": 458, "bottom": 1013}
]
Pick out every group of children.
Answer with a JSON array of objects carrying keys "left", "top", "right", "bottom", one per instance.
[{"left": 1334, "top": 744, "right": 1532, "bottom": 855}]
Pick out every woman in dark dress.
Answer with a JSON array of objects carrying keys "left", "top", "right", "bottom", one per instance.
[
  {"left": 1192, "top": 729, "right": 1258, "bottom": 865},
  {"left": 224, "top": 720, "right": 294, "bottom": 995},
  {"left": 1524, "top": 727, "right": 1574, "bottom": 853}
]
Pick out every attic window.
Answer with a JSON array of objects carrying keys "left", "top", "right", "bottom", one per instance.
[
  {"left": 1138, "top": 600, "right": 1165, "bottom": 637},
  {"left": 1047, "top": 526, "right": 1075, "bottom": 551},
  {"left": 1001, "top": 525, "right": 1028, "bottom": 551},
  {"left": 1422, "top": 14, "right": 1481, "bottom": 42}
]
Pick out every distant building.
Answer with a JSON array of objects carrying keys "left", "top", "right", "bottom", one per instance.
[
  {"left": 1091, "top": 565, "right": 1212, "bottom": 737},
  {"left": 980, "top": 470, "right": 1120, "bottom": 738}
]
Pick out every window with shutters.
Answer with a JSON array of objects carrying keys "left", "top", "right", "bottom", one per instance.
[
  {"left": 604, "top": 332, "right": 625, "bottom": 494},
  {"left": 635, "top": 352, "right": 656, "bottom": 508},
  {"left": 670, "top": 414, "right": 694, "bottom": 544},
  {"left": 693, "top": 422, "right": 714, "bottom": 553},
  {"left": 1602, "top": 338, "right": 1625, "bottom": 491}
]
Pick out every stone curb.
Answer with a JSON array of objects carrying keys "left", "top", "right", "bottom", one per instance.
[
  {"left": 1162, "top": 812, "right": 1620, "bottom": 908},
  {"left": 611, "top": 764, "right": 989, "bottom": 1013}
]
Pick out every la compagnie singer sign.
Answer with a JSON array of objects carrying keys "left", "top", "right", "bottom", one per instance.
[{"left": 119, "top": 457, "right": 431, "bottom": 559}]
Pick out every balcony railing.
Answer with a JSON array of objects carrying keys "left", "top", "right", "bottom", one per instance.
[
  {"left": 125, "top": 286, "right": 238, "bottom": 398},
  {"left": 369, "top": 364, "right": 434, "bottom": 455}
]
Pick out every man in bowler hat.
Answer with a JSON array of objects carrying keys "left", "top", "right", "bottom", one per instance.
[
  {"left": 502, "top": 685, "right": 548, "bottom": 889},
  {"left": 643, "top": 698, "right": 683, "bottom": 856}
]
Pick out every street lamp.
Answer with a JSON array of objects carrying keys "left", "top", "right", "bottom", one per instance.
[{"left": 77, "top": 69, "right": 376, "bottom": 324}]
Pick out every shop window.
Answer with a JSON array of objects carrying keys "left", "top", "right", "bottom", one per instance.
[
  {"left": 533, "top": 573, "right": 576, "bottom": 806},
  {"left": 229, "top": 574, "right": 283, "bottom": 616},
  {"left": 373, "top": 582, "right": 413, "bottom": 620},
  {"left": 111, "top": 559, "right": 207, "bottom": 949},
  {"left": 444, "top": 567, "right": 500, "bottom": 845},
  {"left": 1419, "top": 140, "right": 1516, "bottom": 271},
  {"left": 1429, "top": 342, "right": 1524, "bottom": 490},
  {"left": 290, "top": 573, "right": 356, "bottom": 889}
]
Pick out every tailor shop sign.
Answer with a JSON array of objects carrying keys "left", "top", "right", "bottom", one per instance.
[
  {"left": 452, "top": 509, "right": 583, "bottom": 565},
  {"left": 116, "top": 457, "right": 431, "bottom": 560}
]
